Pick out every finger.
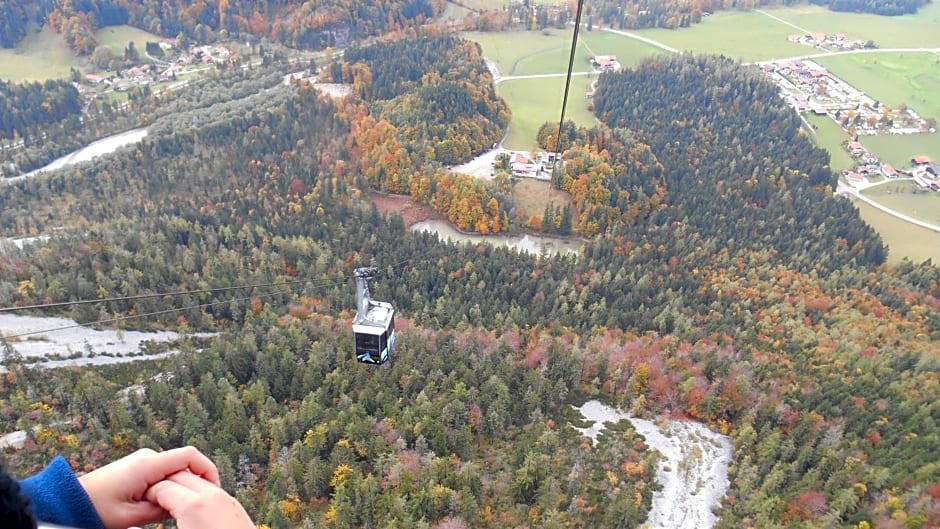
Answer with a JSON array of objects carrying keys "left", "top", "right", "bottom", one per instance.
[
  {"left": 117, "top": 499, "right": 171, "bottom": 527},
  {"left": 145, "top": 479, "right": 198, "bottom": 516},
  {"left": 168, "top": 469, "right": 221, "bottom": 493},
  {"left": 144, "top": 446, "right": 221, "bottom": 487}
]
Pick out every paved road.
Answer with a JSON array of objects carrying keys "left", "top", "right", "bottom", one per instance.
[
  {"left": 755, "top": 10, "right": 818, "bottom": 38},
  {"left": 756, "top": 47, "right": 940, "bottom": 64},
  {"left": 600, "top": 27, "right": 679, "bottom": 53},
  {"left": 837, "top": 180, "right": 940, "bottom": 233},
  {"left": 495, "top": 71, "right": 595, "bottom": 84}
]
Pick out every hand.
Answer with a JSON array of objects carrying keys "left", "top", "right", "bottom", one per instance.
[
  {"left": 77, "top": 446, "right": 220, "bottom": 529},
  {"left": 145, "top": 471, "right": 255, "bottom": 529}
]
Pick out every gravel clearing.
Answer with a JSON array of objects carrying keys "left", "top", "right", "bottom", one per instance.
[{"left": 575, "top": 400, "right": 733, "bottom": 529}]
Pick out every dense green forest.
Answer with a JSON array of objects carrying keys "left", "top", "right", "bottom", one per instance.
[
  {"left": 0, "top": 0, "right": 444, "bottom": 54},
  {"left": 1, "top": 36, "right": 939, "bottom": 529},
  {"left": 0, "top": 78, "right": 81, "bottom": 141}
]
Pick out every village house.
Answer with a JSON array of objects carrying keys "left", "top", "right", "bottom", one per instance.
[
  {"left": 511, "top": 153, "right": 540, "bottom": 177},
  {"left": 912, "top": 155, "right": 933, "bottom": 166},
  {"left": 590, "top": 55, "right": 621, "bottom": 72},
  {"left": 847, "top": 141, "right": 865, "bottom": 155},
  {"left": 881, "top": 164, "right": 897, "bottom": 178}
]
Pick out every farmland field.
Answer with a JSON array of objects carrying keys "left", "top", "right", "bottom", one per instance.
[
  {"left": 466, "top": 29, "right": 665, "bottom": 77},
  {"left": 759, "top": 2, "right": 940, "bottom": 48},
  {"left": 97, "top": 25, "right": 164, "bottom": 57},
  {"left": 850, "top": 196, "right": 940, "bottom": 264},
  {"left": 806, "top": 113, "right": 855, "bottom": 171},
  {"left": 860, "top": 134, "right": 940, "bottom": 169},
  {"left": 498, "top": 76, "right": 596, "bottom": 150},
  {"left": 816, "top": 53, "right": 940, "bottom": 123},
  {"left": 0, "top": 24, "right": 164, "bottom": 82},
  {"left": 635, "top": 11, "right": 808, "bottom": 63},
  {"left": 863, "top": 181, "right": 940, "bottom": 226},
  {"left": 0, "top": 25, "right": 80, "bottom": 81}
]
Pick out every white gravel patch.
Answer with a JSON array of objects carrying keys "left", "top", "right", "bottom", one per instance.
[
  {"left": 0, "top": 314, "right": 209, "bottom": 366},
  {"left": 8, "top": 128, "right": 148, "bottom": 181},
  {"left": 575, "top": 400, "right": 733, "bottom": 529}
]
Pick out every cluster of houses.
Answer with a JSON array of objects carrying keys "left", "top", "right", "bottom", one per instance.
[
  {"left": 761, "top": 59, "right": 933, "bottom": 136},
  {"left": 787, "top": 32, "right": 872, "bottom": 52},
  {"left": 910, "top": 155, "right": 940, "bottom": 191},
  {"left": 79, "top": 42, "right": 237, "bottom": 93},
  {"left": 842, "top": 149, "right": 940, "bottom": 191},
  {"left": 496, "top": 151, "right": 560, "bottom": 179}
]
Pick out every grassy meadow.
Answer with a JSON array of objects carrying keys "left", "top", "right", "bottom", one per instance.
[
  {"left": 466, "top": 29, "right": 666, "bottom": 76},
  {"left": 816, "top": 52, "right": 940, "bottom": 122},
  {"left": 863, "top": 181, "right": 940, "bottom": 225},
  {"left": 0, "top": 25, "right": 80, "bottom": 81},
  {"left": 635, "top": 11, "right": 808, "bottom": 62},
  {"left": 0, "top": 24, "right": 164, "bottom": 82},
  {"left": 96, "top": 25, "right": 164, "bottom": 57},
  {"left": 497, "top": 75, "right": 597, "bottom": 150},
  {"left": 805, "top": 113, "right": 855, "bottom": 171},
  {"left": 759, "top": 2, "right": 940, "bottom": 48},
  {"left": 851, "top": 196, "right": 940, "bottom": 264},
  {"left": 860, "top": 134, "right": 940, "bottom": 169}
]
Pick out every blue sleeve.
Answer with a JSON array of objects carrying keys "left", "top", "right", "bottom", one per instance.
[{"left": 18, "top": 457, "right": 104, "bottom": 529}]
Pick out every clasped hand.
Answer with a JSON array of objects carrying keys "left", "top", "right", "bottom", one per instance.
[{"left": 77, "top": 446, "right": 254, "bottom": 529}]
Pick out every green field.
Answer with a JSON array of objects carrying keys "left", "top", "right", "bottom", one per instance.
[
  {"left": 851, "top": 197, "right": 940, "bottom": 264},
  {"left": 0, "top": 25, "right": 81, "bottom": 81},
  {"left": 816, "top": 53, "right": 940, "bottom": 123},
  {"left": 467, "top": 29, "right": 666, "bottom": 77},
  {"left": 0, "top": 24, "right": 164, "bottom": 82},
  {"left": 863, "top": 181, "right": 940, "bottom": 225},
  {"left": 97, "top": 25, "right": 164, "bottom": 58},
  {"left": 860, "top": 133, "right": 940, "bottom": 169},
  {"left": 498, "top": 76, "right": 597, "bottom": 150},
  {"left": 635, "top": 11, "right": 808, "bottom": 63},
  {"left": 806, "top": 113, "right": 855, "bottom": 171},
  {"left": 760, "top": 2, "right": 940, "bottom": 48}
]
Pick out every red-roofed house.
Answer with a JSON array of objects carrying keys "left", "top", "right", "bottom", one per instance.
[
  {"left": 846, "top": 171, "right": 865, "bottom": 183},
  {"left": 591, "top": 55, "right": 621, "bottom": 71},
  {"left": 881, "top": 164, "right": 897, "bottom": 178},
  {"left": 847, "top": 141, "right": 864, "bottom": 155},
  {"left": 811, "top": 32, "right": 826, "bottom": 42},
  {"left": 912, "top": 155, "right": 932, "bottom": 166}
]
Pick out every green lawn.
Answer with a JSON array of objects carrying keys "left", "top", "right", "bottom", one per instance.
[
  {"left": 97, "top": 25, "right": 164, "bottom": 58},
  {"left": 635, "top": 11, "right": 808, "bottom": 63},
  {"left": 760, "top": 2, "right": 940, "bottom": 48},
  {"left": 815, "top": 52, "right": 940, "bottom": 122},
  {"left": 806, "top": 113, "right": 855, "bottom": 171},
  {"left": 860, "top": 134, "right": 940, "bottom": 169},
  {"left": 0, "top": 25, "right": 81, "bottom": 81},
  {"left": 0, "top": 24, "right": 165, "bottom": 82},
  {"left": 863, "top": 181, "right": 940, "bottom": 226},
  {"left": 464, "top": 30, "right": 575, "bottom": 75},
  {"left": 498, "top": 76, "right": 597, "bottom": 150},
  {"left": 850, "top": 195, "right": 940, "bottom": 264}
]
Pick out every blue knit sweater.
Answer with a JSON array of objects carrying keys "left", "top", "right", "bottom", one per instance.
[{"left": 19, "top": 457, "right": 104, "bottom": 529}]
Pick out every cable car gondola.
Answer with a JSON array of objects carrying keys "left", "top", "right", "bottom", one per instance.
[{"left": 352, "top": 266, "right": 395, "bottom": 365}]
